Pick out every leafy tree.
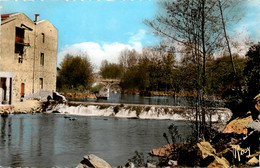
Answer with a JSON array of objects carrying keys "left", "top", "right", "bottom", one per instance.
[
  {"left": 244, "top": 43, "right": 260, "bottom": 101},
  {"left": 206, "top": 56, "right": 246, "bottom": 96},
  {"left": 57, "top": 54, "right": 93, "bottom": 91},
  {"left": 100, "top": 60, "right": 123, "bottom": 79}
]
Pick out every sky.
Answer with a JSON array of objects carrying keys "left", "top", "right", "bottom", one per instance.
[{"left": 1, "top": 0, "right": 260, "bottom": 71}]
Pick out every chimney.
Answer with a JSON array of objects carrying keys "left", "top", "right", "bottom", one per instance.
[{"left": 34, "top": 14, "right": 40, "bottom": 22}]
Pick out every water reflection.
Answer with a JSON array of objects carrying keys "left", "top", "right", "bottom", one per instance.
[{"left": 0, "top": 114, "right": 191, "bottom": 167}]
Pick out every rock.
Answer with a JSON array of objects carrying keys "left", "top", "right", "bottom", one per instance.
[
  {"left": 53, "top": 91, "right": 67, "bottom": 102},
  {"left": 77, "top": 154, "right": 112, "bottom": 168},
  {"left": 207, "top": 156, "right": 230, "bottom": 168},
  {"left": 125, "top": 162, "right": 135, "bottom": 168},
  {"left": 247, "top": 156, "right": 259, "bottom": 166},
  {"left": 197, "top": 141, "right": 216, "bottom": 159},
  {"left": 1, "top": 111, "right": 9, "bottom": 117},
  {"left": 168, "top": 160, "right": 178, "bottom": 166},
  {"left": 150, "top": 144, "right": 174, "bottom": 157},
  {"left": 64, "top": 115, "right": 70, "bottom": 119},
  {"left": 248, "top": 119, "right": 260, "bottom": 131},
  {"left": 146, "top": 162, "right": 156, "bottom": 168},
  {"left": 222, "top": 114, "right": 253, "bottom": 134}
]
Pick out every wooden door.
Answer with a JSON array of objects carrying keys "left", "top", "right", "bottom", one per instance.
[{"left": 21, "top": 83, "right": 25, "bottom": 97}]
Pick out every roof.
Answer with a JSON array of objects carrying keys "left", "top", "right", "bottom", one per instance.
[
  {"left": 1, "top": 13, "right": 20, "bottom": 21},
  {"left": 1, "top": 13, "right": 57, "bottom": 30},
  {"left": 1, "top": 14, "right": 11, "bottom": 21}
]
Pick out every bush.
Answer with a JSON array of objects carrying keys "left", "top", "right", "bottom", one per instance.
[
  {"left": 113, "top": 105, "right": 120, "bottom": 113},
  {"left": 145, "top": 106, "right": 151, "bottom": 111},
  {"left": 99, "top": 105, "right": 110, "bottom": 110},
  {"left": 133, "top": 106, "right": 143, "bottom": 116}
]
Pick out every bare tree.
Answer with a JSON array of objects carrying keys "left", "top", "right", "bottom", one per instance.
[{"left": 119, "top": 48, "right": 140, "bottom": 70}]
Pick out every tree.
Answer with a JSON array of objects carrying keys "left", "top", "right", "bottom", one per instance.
[
  {"left": 244, "top": 43, "right": 260, "bottom": 102},
  {"left": 206, "top": 56, "right": 246, "bottom": 96},
  {"left": 57, "top": 54, "right": 93, "bottom": 91},
  {"left": 218, "top": 0, "right": 244, "bottom": 95},
  {"left": 119, "top": 48, "right": 140, "bottom": 70},
  {"left": 100, "top": 60, "right": 123, "bottom": 79},
  {"left": 145, "top": 0, "right": 242, "bottom": 140}
]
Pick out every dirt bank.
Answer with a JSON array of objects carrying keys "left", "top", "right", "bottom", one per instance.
[{"left": 61, "top": 92, "right": 96, "bottom": 99}]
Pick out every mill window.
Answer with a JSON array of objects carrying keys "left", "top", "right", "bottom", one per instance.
[
  {"left": 40, "top": 53, "right": 44, "bottom": 66},
  {"left": 42, "top": 33, "right": 45, "bottom": 43},
  {"left": 15, "top": 27, "right": 25, "bottom": 63},
  {"left": 39, "top": 78, "right": 43, "bottom": 89},
  {"left": 15, "top": 27, "right": 25, "bottom": 43}
]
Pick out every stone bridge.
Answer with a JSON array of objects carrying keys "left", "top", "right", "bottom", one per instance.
[
  {"left": 94, "top": 78, "right": 120, "bottom": 87},
  {"left": 93, "top": 78, "right": 121, "bottom": 98}
]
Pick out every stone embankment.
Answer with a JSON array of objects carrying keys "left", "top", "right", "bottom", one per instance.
[{"left": 0, "top": 100, "right": 44, "bottom": 114}]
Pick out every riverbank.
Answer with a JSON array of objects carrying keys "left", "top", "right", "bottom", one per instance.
[
  {"left": 60, "top": 90, "right": 224, "bottom": 102},
  {"left": 0, "top": 100, "right": 43, "bottom": 114}
]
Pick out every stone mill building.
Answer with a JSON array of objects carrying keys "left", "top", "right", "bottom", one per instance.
[{"left": 0, "top": 13, "right": 58, "bottom": 104}]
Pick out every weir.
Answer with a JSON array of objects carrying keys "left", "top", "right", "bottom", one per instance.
[{"left": 50, "top": 103, "right": 232, "bottom": 122}]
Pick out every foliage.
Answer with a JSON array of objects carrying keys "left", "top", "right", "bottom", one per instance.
[
  {"left": 206, "top": 56, "right": 246, "bottom": 96},
  {"left": 244, "top": 43, "right": 260, "bottom": 101},
  {"left": 99, "top": 105, "right": 110, "bottom": 110},
  {"left": 121, "top": 48, "right": 176, "bottom": 92},
  {"left": 120, "top": 54, "right": 246, "bottom": 98},
  {"left": 100, "top": 60, "right": 123, "bottom": 79},
  {"left": 163, "top": 123, "right": 182, "bottom": 145},
  {"left": 133, "top": 106, "right": 142, "bottom": 117},
  {"left": 218, "top": 43, "right": 260, "bottom": 117},
  {"left": 220, "top": 43, "right": 260, "bottom": 118},
  {"left": 144, "top": 0, "right": 243, "bottom": 139},
  {"left": 90, "top": 83, "right": 104, "bottom": 94},
  {"left": 113, "top": 105, "right": 120, "bottom": 113},
  {"left": 57, "top": 55, "right": 93, "bottom": 91},
  {"left": 128, "top": 151, "right": 146, "bottom": 167}
]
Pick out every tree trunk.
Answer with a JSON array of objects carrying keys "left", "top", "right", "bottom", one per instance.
[{"left": 218, "top": 0, "right": 242, "bottom": 94}]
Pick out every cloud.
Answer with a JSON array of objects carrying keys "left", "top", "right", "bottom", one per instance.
[
  {"left": 128, "top": 29, "right": 147, "bottom": 50},
  {"left": 235, "top": 0, "right": 260, "bottom": 41},
  {"left": 57, "top": 29, "right": 146, "bottom": 72}
]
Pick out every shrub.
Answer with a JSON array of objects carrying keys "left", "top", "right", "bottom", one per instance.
[
  {"left": 145, "top": 106, "right": 151, "bottom": 111},
  {"left": 113, "top": 105, "right": 120, "bottom": 113},
  {"left": 133, "top": 106, "right": 143, "bottom": 116}
]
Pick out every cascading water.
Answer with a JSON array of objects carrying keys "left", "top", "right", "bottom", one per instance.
[{"left": 50, "top": 103, "right": 232, "bottom": 122}]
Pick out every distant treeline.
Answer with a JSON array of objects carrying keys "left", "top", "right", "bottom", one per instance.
[{"left": 100, "top": 48, "right": 246, "bottom": 98}]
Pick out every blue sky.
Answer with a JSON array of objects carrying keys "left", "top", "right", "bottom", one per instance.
[
  {"left": 1, "top": 0, "right": 160, "bottom": 70},
  {"left": 1, "top": 0, "right": 260, "bottom": 70}
]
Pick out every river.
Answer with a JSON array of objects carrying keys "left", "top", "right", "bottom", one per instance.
[
  {"left": 78, "top": 93, "right": 224, "bottom": 107},
  {"left": 0, "top": 113, "right": 192, "bottom": 167}
]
